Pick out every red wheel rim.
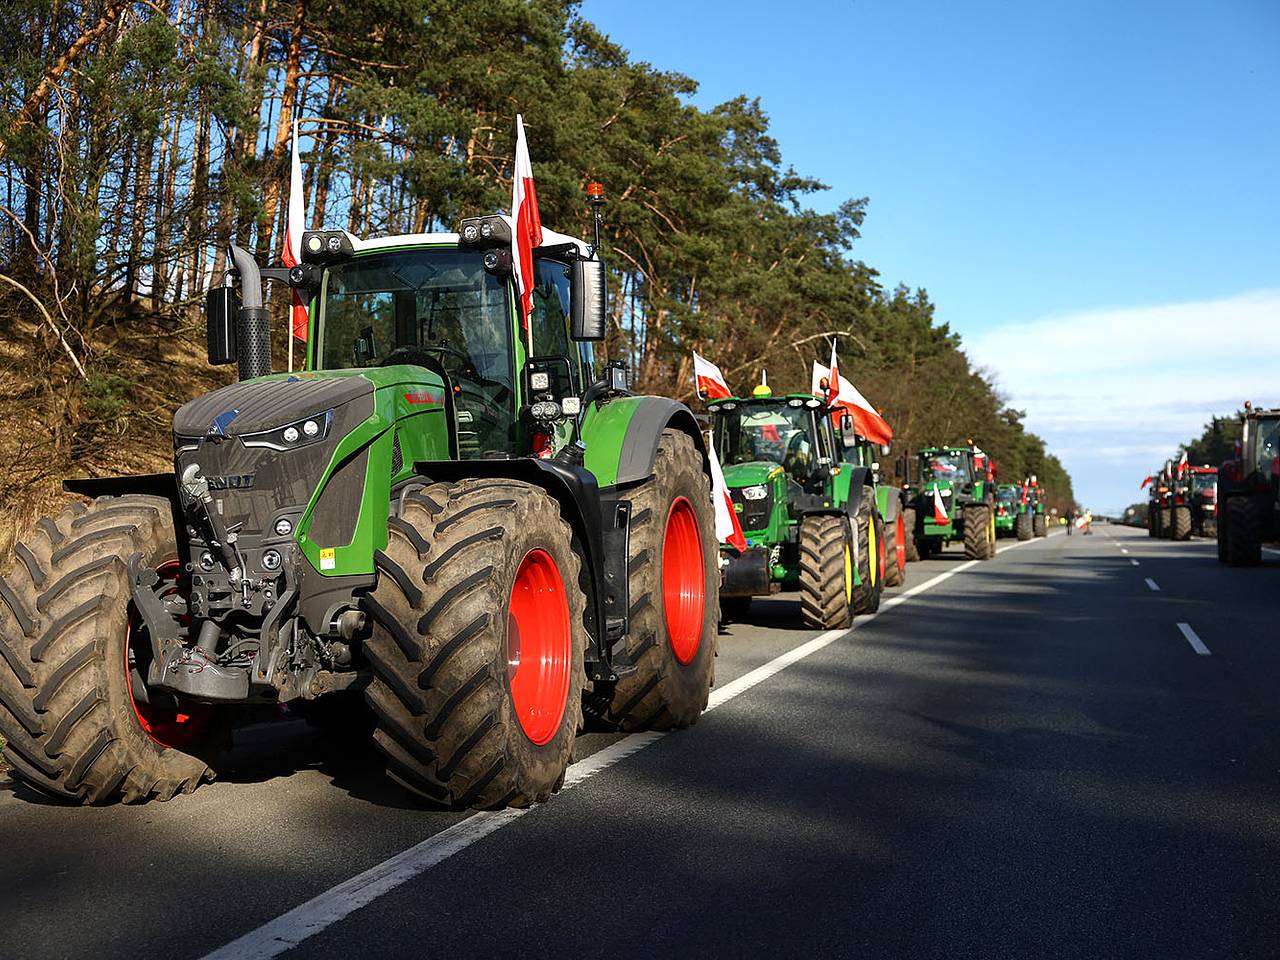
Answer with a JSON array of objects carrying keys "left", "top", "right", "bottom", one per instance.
[
  {"left": 895, "top": 514, "right": 906, "bottom": 573},
  {"left": 126, "top": 560, "right": 212, "bottom": 751},
  {"left": 506, "top": 549, "right": 572, "bottom": 746},
  {"left": 662, "top": 497, "right": 706, "bottom": 664}
]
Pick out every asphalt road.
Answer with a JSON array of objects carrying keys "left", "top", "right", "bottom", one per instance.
[{"left": 2, "top": 525, "right": 1277, "bottom": 959}]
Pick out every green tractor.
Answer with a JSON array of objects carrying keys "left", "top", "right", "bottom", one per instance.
[
  {"left": 994, "top": 484, "right": 1020, "bottom": 538},
  {"left": 1015, "top": 475, "right": 1049, "bottom": 540},
  {"left": 710, "top": 385, "right": 891, "bottom": 629},
  {"left": 901, "top": 445, "right": 997, "bottom": 560},
  {"left": 0, "top": 204, "right": 720, "bottom": 807},
  {"left": 1217, "top": 404, "right": 1280, "bottom": 565}
]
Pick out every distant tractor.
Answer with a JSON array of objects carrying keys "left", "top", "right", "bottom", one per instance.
[
  {"left": 994, "top": 484, "right": 1020, "bottom": 538},
  {"left": 0, "top": 200, "right": 720, "bottom": 807},
  {"left": 902, "top": 444, "right": 996, "bottom": 561},
  {"left": 711, "top": 385, "right": 888, "bottom": 629},
  {"left": 1187, "top": 466, "right": 1218, "bottom": 538},
  {"left": 1217, "top": 404, "right": 1280, "bottom": 566},
  {"left": 1015, "top": 475, "right": 1048, "bottom": 540},
  {"left": 1148, "top": 463, "right": 1173, "bottom": 538}
]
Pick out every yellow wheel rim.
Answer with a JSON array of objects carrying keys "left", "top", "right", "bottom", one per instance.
[
  {"left": 844, "top": 542, "right": 853, "bottom": 605},
  {"left": 868, "top": 516, "right": 878, "bottom": 585}
]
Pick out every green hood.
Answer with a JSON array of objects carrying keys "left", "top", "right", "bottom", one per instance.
[{"left": 722, "top": 461, "right": 783, "bottom": 489}]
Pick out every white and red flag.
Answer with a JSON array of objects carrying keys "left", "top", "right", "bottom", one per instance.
[
  {"left": 708, "top": 447, "right": 747, "bottom": 553},
  {"left": 1177, "top": 450, "right": 1188, "bottom": 477},
  {"left": 511, "top": 114, "right": 543, "bottom": 332},
  {"left": 810, "top": 360, "right": 894, "bottom": 445},
  {"left": 693, "top": 352, "right": 732, "bottom": 399},
  {"left": 825, "top": 339, "right": 841, "bottom": 405},
  {"left": 932, "top": 487, "right": 950, "bottom": 524},
  {"left": 281, "top": 124, "right": 309, "bottom": 343}
]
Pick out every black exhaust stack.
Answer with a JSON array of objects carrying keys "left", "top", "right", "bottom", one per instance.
[{"left": 228, "top": 243, "right": 272, "bottom": 381}]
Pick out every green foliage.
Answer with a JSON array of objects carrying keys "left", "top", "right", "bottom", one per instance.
[
  {"left": 1, "top": 0, "right": 1073, "bottom": 504},
  {"left": 81, "top": 372, "right": 134, "bottom": 424},
  {"left": 1182, "top": 412, "right": 1243, "bottom": 467}
]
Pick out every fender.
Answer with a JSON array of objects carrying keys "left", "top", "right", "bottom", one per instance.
[
  {"left": 63, "top": 474, "right": 189, "bottom": 565},
  {"left": 876, "top": 484, "right": 902, "bottom": 523},
  {"left": 412, "top": 457, "right": 623, "bottom": 681},
  {"left": 581, "top": 395, "right": 708, "bottom": 488}
]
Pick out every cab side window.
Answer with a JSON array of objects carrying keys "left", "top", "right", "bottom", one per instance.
[{"left": 530, "top": 259, "right": 577, "bottom": 393}]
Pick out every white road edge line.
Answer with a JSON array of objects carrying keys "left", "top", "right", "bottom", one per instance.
[
  {"left": 201, "top": 536, "right": 1039, "bottom": 960},
  {"left": 1145, "top": 578, "right": 1160, "bottom": 591},
  {"left": 1177, "top": 622, "right": 1211, "bottom": 656}
]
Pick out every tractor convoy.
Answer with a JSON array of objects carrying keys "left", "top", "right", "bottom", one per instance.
[{"left": 0, "top": 123, "right": 1068, "bottom": 810}]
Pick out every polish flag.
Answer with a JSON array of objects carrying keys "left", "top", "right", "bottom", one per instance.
[
  {"left": 511, "top": 114, "right": 543, "bottom": 332},
  {"left": 810, "top": 360, "right": 894, "bottom": 445},
  {"left": 932, "top": 487, "right": 950, "bottom": 524},
  {"left": 1177, "top": 450, "right": 1188, "bottom": 477},
  {"left": 281, "top": 124, "right": 309, "bottom": 342},
  {"left": 825, "top": 339, "right": 841, "bottom": 405},
  {"left": 693, "top": 352, "right": 732, "bottom": 399},
  {"left": 1140, "top": 475, "right": 1154, "bottom": 489},
  {"left": 708, "top": 446, "right": 747, "bottom": 553}
]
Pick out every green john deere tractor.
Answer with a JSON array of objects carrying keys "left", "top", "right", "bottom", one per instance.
[
  {"left": 0, "top": 202, "right": 720, "bottom": 807},
  {"left": 1016, "top": 476, "right": 1048, "bottom": 540},
  {"left": 901, "top": 445, "right": 996, "bottom": 560},
  {"left": 994, "top": 484, "right": 1019, "bottom": 538},
  {"left": 710, "top": 385, "right": 889, "bottom": 629}
]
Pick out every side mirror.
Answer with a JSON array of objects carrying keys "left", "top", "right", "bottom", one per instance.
[
  {"left": 881, "top": 444, "right": 892, "bottom": 457},
  {"left": 354, "top": 326, "right": 376, "bottom": 366},
  {"left": 206, "top": 286, "right": 239, "bottom": 365},
  {"left": 841, "top": 414, "right": 853, "bottom": 433},
  {"left": 570, "top": 258, "right": 607, "bottom": 341}
]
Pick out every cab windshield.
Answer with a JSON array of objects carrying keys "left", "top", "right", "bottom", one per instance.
[
  {"left": 1190, "top": 473, "right": 1217, "bottom": 495},
  {"left": 996, "top": 487, "right": 1018, "bottom": 503},
  {"left": 716, "top": 404, "right": 817, "bottom": 480},
  {"left": 1254, "top": 418, "right": 1280, "bottom": 472},
  {"left": 923, "top": 452, "right": 971, "bottom": 483},
  {"left": 318, "top": 249, "right": 513, "bottom": 456}
]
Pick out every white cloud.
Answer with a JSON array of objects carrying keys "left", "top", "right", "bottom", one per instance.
[{"left": 967, "top": 289, "right": 1280, "bottom": 513}]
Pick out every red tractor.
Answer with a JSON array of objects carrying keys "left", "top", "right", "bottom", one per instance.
[
  {"left": 1187, "top": 466, "right": 1218, "bottom": 538},
  {"left": 1217, "top": 404, "right": 1280, "bottom": 565}
]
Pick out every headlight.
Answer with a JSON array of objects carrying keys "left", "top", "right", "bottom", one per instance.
[
  {"left": 741, "top": 484, "right": 768, "bottom": 501},
  {"left": 241, "top": 410, "right": 333, "bottom": 450}
]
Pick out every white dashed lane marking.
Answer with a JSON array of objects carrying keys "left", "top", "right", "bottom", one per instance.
[
  {"left": 1177, "top": 622, "right": 1211, "bottom": 656},
  {"left": 1145, "top": 578, "right": 1160, "bottom": 591}
]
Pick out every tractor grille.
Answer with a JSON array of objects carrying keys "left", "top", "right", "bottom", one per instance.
[{"left": 730, "top": 487, "right": 773, "bottom": 532}]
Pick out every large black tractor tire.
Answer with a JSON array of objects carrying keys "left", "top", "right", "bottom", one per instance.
[
  {"left": 1172, "top": 506, "right": 1192, "bottom": 542},
  {"left": 1201, "top": 518, "right": 1217, "bottom": 540},
  {"left": 1015, "top": 511, "right": 1033, "bottom": 541},
  {"left": 884, "top": 509, "right": 906, "bottom": 588},
  {"left": 851, "top": 489, "right": 885, "bottom": 615},
  {"left": 1033, "top": 512, "right": 1048, "bottom": 538},
  {"left": 798, "top": 515, "right": 853, "bottom": 629},
  {"left": 964, "top": 505, "right": 994, "bottom": 560},
  {"left": 1148, "top": 511, "right": 1158, "bottom": 537},
  {"left": 363, "top": 479, "right": 587, "bottom": 808},
  {"left": 902, "top": 508, "right": 920, "bottom": 562},
  {"left": 0, "top": 496, "right": 227, "bottom": 804},
  {"left": 1224, "top": 498, "right": 1261, "bottom": 567},
  {"left": 605, "top": 430, "right": 718, "bottom": 731},
  {"left": 1216, "top": 507, "right": 1229, "bottom": 563}
]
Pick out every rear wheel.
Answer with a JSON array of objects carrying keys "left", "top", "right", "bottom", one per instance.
[
  {"left": 363, "top": 479, "right": 586, "bottom": 807},
  {"left": 605, "top": 430, "right": 717, "bottom": 731},
  {"left": 1172, "top": 506, "right": 1192, "bottom": 541},
  {"left": 1224, "top": 497, "right": 1261, "bottom": 567},
  {"left": 902, "top": 508, "right": 920, "bottom": 562},
  {"left": 1216, "top": 506, "right": 1229, "bottom": 562},
  {"left": 964, "top": 505, "right": 993, "bottom": 560},
  {"left": 884, "top": 510, "right": 906, "bottom": 587},
  {"left": 1032, "top": 512, "right": 1048, "bottom": 538},
  {"left": 0, "top": 496, "right": 225, "bottom": 804},
  {"left": 1016, "top": 511, "right": 1033, "bottom": 541},
  {"left": 984, "top": 509, "right": 997, "bottom": 558},
  {"left": 851, "top": 491, "right": 884, "bottom": 615},
  {"left": 798, "top": 515, "right": 853, "bottom": 629}
]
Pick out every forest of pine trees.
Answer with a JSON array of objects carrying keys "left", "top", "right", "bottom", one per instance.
[{"left": 0, "top": 0, "right": 1075, "bottom": 539}]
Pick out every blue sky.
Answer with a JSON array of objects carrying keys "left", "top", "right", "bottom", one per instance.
[{"left": 580, "top": 0, "right": 1280, "bottom": 512}]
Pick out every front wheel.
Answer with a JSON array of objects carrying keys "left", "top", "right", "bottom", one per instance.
[
  {"left": 884, "top": 510, "right": 907, "bottom": 587},
  {"left": 0, "top": 496, "right": 225, "bottom": 804},
  {"left": 1173, "top": 506, "right": 1192, "bottom": 541},
  {"left": 1224, "top": 497, "right": 1261, "bottom": 567},
  {"left": 605, "top": 430, "right": 717, "bottom": 731},
  {"left": 1032, "top": 512, "right": 1048, "bottom": 538},
  {"left": 964, "top": 505, "right": 993, "bottom": 560},
  {"left": 1016, "top": 511, "right": 1032, "bottom": 541},
  {"left": 798, "top": 515, "right": 853, "bottom": 629},
  {"left": 364, "top": 479, "right": 587, "bottom": 807}
]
